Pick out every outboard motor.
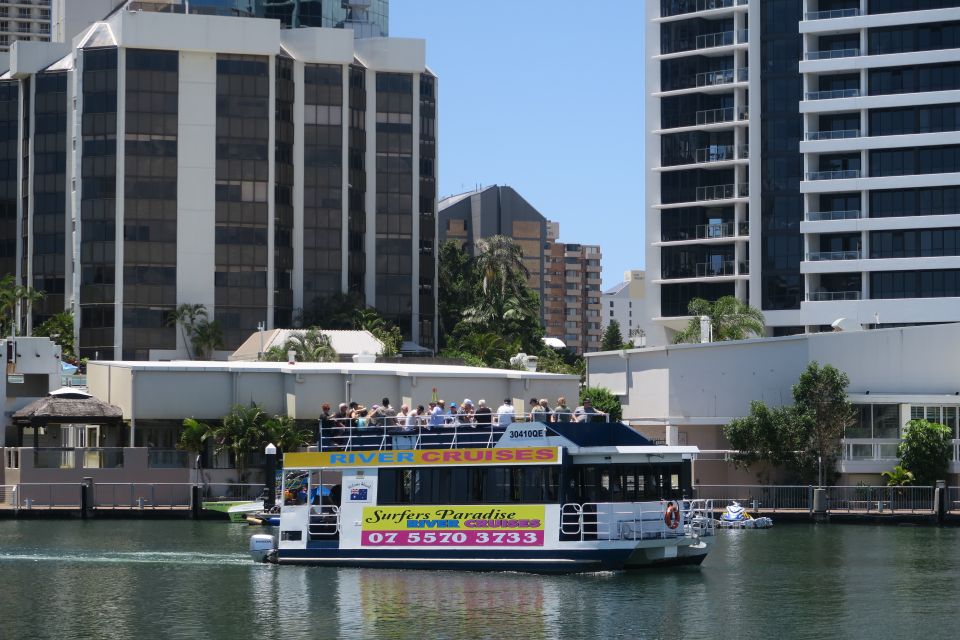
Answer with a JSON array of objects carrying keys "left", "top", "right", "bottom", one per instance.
[{"left": 250, "top": 534, "right": 275, "bottom": 563}]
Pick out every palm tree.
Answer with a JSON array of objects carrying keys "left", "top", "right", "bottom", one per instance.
[
  {"left": 167, "top": 303, "right": 208, "bottom": 359},
  {"left": 213, "top": 404, "right": 269, "bottom": 481},
  {"left": 0, "top": 274, "right": 44, "bottom": 337},
  {"left": 264, "top": 328, "right": 338, "bottom": 362},
  {"left": 265, "top": 414, "right": 313, "bottom": 454},
  {"left": 452, "top": 331, "right": 518, "bottom": 367},
  {"left": 474, "top": 235, "right": 529, "bottom": 297},
  {"left": 192, "top": 319, "right": 224, "bottom": 360},
  {"left": 672, "top": 296, "right": 765, "bottom": 344},
  {"left": 881, "top": 465, "right": 914, "bottom": 487}
]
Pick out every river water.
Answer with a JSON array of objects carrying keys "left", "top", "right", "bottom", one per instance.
[{"left": 1, "top": 520, "right": 957, "bottom": 639}]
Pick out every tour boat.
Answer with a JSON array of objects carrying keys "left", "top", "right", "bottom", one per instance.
[{"left": 248, "top": 421, "right": 715, "bottom": 573}]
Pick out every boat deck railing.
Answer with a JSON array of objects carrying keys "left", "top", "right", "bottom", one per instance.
[
  {"left": 318, "top": 414, "right": 606, "bottom": 452},
  {"left": 560, "top": 500, "right": 714, "bottom": 542}
]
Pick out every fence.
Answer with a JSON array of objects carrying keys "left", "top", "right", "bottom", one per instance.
[
  {"left": 201, "top": 483, "right": 266, "bottom": 503},
  {"left": 827, "top": 486, "right": 934, "bottom": 513},
  {"left": 950, "top": 487, "right": 960, "bottom": 512},
  {"left": 14, "top": 483, "right": 83, "bottom": 509},
  {"left": 694, "top": 485, "right": 811, "bottom": 512},
  {"left": 94, "top": 483, "right": 193, "bottom": 509}
]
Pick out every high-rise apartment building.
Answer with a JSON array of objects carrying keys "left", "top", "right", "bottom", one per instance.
[
  {"left": 544, "top": 241, "right": 602, "bottom": 354},
  {"left": 5, "top": 5, "right": 436, "bottom": 359},
  {"left": 0, "top": 1, "right": 52, "bottom": 52},
  {"left": 438, "top": 185, "right": 550, "bottom": 319},
  {"left": 647, "top": 0, "right": 960, "bottom": 346}
]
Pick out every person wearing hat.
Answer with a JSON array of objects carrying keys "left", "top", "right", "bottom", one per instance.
[
  {"left": 497, "top": 398, "right": 515, "bottom": 427},
  {"left": 574, "top": 397, "right": 601, "bottom": 423}
]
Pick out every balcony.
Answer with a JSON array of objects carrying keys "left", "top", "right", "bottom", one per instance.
[
  {"left": 805, "top": 209, "right": 861, "bottom": 221},
  {"left": 804, "top": 8, "right": 859, "bottom": 20},
  {"left": 661, "top": 0, "right": 748, "bottom": 18},
  {"left": 806, "top": 250, "right": 861, "bottom": 261},
  {"left": 805, "top": 169, "right": 861, "bottom": 180},
  {"left": 805, "top": 88, "right": 860, "bottom": 101},
  {"left": 739, "top": 261, "right": 749, "bottom": 274},
  {"left": 805, "top": 129, "right": 860, "bottom": 141},
  {"left": 694, "top": 183, "right": 749, "bottom": 201},
  {"left": 695, "top": 222, "right": 735, "bottom": 239},
  {"left": 696, "top": 260, "right": 736, "bottom": 277},
  {"left": 807, "top": 290, "right": 861, "bottom": 301},
  {"left": 805, "top": 48, "right": 860, "bottom": 60}
]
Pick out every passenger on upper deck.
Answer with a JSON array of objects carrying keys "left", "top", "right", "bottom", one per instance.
[
  {"left": 574, "top": 397, "right": 603, "bottom": 423},
  {"left": 497, "top": 398, "right": 515, "bottom": 426},
  {"left": 530, "top": 397, "right": 548, "bottom": 422},
  {"left": 474, "top": 399, "right": 492, "bottom": 425},
  {"left": 428, "top": 400, "right": 445, "bottom": 428},
  {"left": 553, "top": 397, "right": 572, "bottom": 422}
]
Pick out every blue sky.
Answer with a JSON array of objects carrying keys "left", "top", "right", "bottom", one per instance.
[{"left": 392, "top": 2, "right": 646, "bottom": 288}]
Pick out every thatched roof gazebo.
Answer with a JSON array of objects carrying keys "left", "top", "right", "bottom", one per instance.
[{"left": 11, "top": 389, "right": 124, "bottom": 448}]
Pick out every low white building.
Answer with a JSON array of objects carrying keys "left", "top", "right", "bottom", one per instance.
[
  {"left": 229, "top": 329, "right": 384, "bottom": 361},
  {"left": 586, "top": 323, "right": 960, "bottom": 485},
  {"left": 600, "top": 270, "right": 647, "bottom": 345}
]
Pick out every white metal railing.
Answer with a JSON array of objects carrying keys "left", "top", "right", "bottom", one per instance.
[
  {"left": 93, "top": 483, "right": 193, "bottom": 509},
  {"left": 806, "top": 129, "right": 860, "bottom": 140},
  {"left": 806, "top": 48, "right": 860, "bottom": 60},
  {"left": 15, "top": 483, "right": 83, "bottom": 509},
  {"left": 695, "top": 144, "right": 734, "bottom": 163},
  {"left": 841, "top": 440, "right": 900, "bottom": 461},
  {"left": 0, "top": 484, "right": 15, "bottom": 507},
  {"left": 806, "top": 209, "right": 861, "bottom": 221},
  {"left": 805, "top": 8, "right": 859, "bottom": 20},
  {"left": 949, "top": 487, "right": 960, "bottom": 512},
  {"left": 806, "top": 169, "right": 861, "bottom": 180},
  {"left": 665, "top": 0, "right": 748, "bottom": 17},
  {"left": 807, "top": 290, "right": 861, "bottom": 301},
  {"left": 696, "top": 106, "right": 734, "bottom": 125},
  {"left": 559, "top": 500, "right": 714, "bottom": 542},
  {"left": 827, "top": 485, "right": 934, "bottom": 513},
  {"left": 201, "top": 483, "right": 266, "bottom": 503},
  {"left": 695, "top": 222, "right": 735, "bottom": 239},
  {"left": 806, "top": 250, "right": 861, "bottom": 261},
  {"left": 308, "top": 505, "right": 341, "bottom": 538},
  {"left": 696, "top": 260, "right": 736, "bottom": 277},
  {"left": 696, "top": 68, "right": 735, "bottom": 87},
  {"left": 694, "top": 485, "right": 811, "bottom": 511},
  {"left": 696, "top": 30, "right": 734, "bottom": 49},
  {"left": 805, "top": 88, "right": 860, "bottom": 100},
  {"left": 694, "top": 183, "right": 748, "bottom": 201}
]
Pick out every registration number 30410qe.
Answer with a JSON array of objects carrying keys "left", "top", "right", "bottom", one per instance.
[{"left": 361, "top": 530, "right": 543, "bottom": 546}]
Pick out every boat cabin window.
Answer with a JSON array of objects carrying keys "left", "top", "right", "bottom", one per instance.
[
  {"left": 378, "top": 465, "right": 561, "bottom": 505},
  {"left": 568, "top": 463, "right": 684, "bottom": 502}
]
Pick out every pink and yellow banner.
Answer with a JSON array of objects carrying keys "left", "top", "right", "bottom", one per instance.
[
  {"left": 360, "top": 505, "right": 546, "bottom": 547},
  {"left": 285, "top": 447, "right": 560, "bottom": 469}
]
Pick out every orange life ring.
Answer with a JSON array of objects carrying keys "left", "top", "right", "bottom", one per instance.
[{"left": 664, "top": 503, "right": 680, "bottom": 529}]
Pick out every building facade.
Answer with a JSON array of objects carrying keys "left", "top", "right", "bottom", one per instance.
[
  {"left": 4, "top": 6, "right": 437, "bottom": 359},
  {"left": 544, "top": 241, "right": 602, "bottom": 354},
  {"left": 438, "top": 185, "right": 550, "bottom": 319},
  {"left": 647, "top": 0, "right": 960, "bottom": 346},
  {"left": 0, "top": 1, "right": 52, "bottom": 52},
  {"left": 586, "top": 322, "right": 960, "bottom": 486},
  {"left": 601, "top": 269, "right": 648, "bottom": 344}
]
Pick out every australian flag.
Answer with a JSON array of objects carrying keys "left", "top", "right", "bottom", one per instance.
[{"left": 350, "top": 487, "right": 368, "bottom": 501}]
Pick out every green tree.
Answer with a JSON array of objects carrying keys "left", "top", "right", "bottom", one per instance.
[
  {"left": 722, "top": 361, "right": 854, "bottom": 484},
  {"left": 580, "top": 386, "right": 622, "bottom": 422},
  {"left": 192, "top": 318, "right": 224, "bottom": 360},
  {"left": 178, "top": 417, "right": 211, "bottom": 456},
  {"left": 672, "top": 296, "right": 765, "bottom": 344},
  {"left": 474, "top": 235, "right": 529, "bottom": 298},
  {"left": 354, "top": 308, "right": 402, "bottom": 356},
  {"left": 167, "top": 303, "right": 208, "bottom": 359},
  {"left": 793, "top": 362, "right": 856, "bottom": 484},
  {"left": 437, "top": 240, "right": 478, "bottom": 347},
  {"left": 601, "top": 320, "right": 624, "bottom": 352},
  {"left": 724, "top": 402, "right": 816, "bottom": 480},
  {"left": 898, "top": 419, "right": 952, "bottom": 486},
  {"left": 0, "top": 274, "right": 44, "bottom": 337},
  {"left": 34, "top": 311, "right": 76, "bottom": 360},
  {"left": 263, "top": 327, "right": 338, "bottom": 363},
  {"left": 300, "top": 292, "right": 366, "bottom": 329},
  {"left": 212, "top": 404, "right": 270, "bottom": 480},
  {"left": 265, "top": 414, "right": 314, "bottom": 454},
  {"left": 881, "top": 465, "right": 915, "bottom": 487}
]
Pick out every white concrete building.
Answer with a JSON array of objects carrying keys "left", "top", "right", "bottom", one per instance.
[
  {"left": 586, "top": 322, "right": 960, "bottom": 485},
  {"left": 647, "top": 1, "right": 960, "bottom": 345},
  {"left": 0, "top": 0, "right": 52, "bottom": 52},
  {"left": 601, "top": 269, "right": 648, "bottom": 344},
  {"left": 4, "top": 4, "right": 438, "bottom": 361}
]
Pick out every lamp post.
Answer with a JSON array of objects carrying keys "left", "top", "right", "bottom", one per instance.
[{"left": 264, "top": 443, "right": 277, "bottom": 510}]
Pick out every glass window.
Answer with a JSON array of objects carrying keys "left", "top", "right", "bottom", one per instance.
[{"left": 873, "top": 405, "right": 900, "bottom": 438}]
